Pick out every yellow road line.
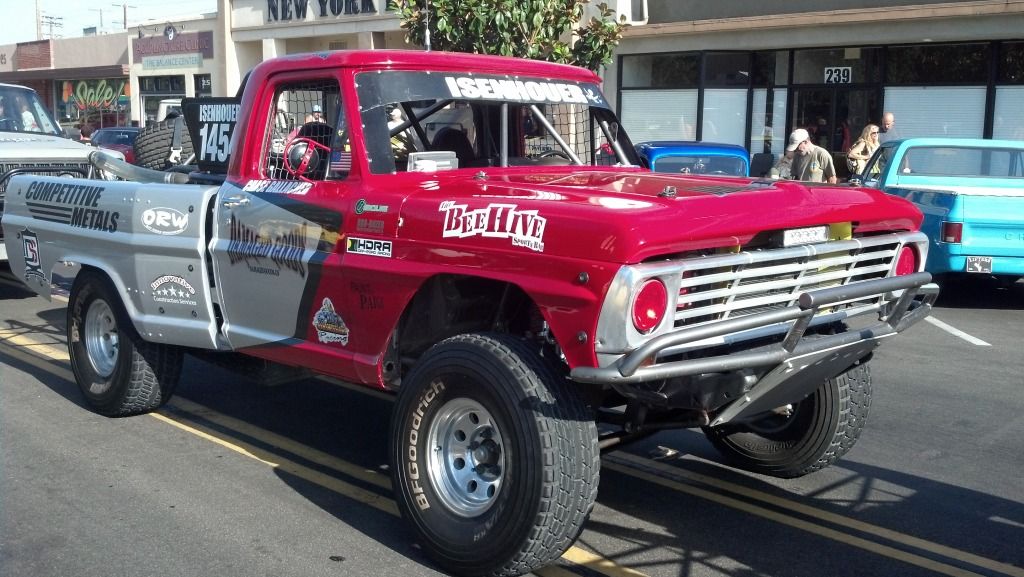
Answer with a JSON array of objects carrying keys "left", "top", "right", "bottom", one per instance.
[
  {"left": 609, "top": 452, "right": 1024, "bottom": 577},
  {"left": 0, "top": 328, "right": 70, "bottom": 361},
  {"left": 603, "top": 460, "right": 989, "bottom": 577},
  {"left": 149, "top": 411, "right": 400, "bottom": 516},
  {"left": 560, "top": 547, "right": 652, "bottom": 577},
  {"left": 169, "top": 397, "right": 391, "bottom": 491}
]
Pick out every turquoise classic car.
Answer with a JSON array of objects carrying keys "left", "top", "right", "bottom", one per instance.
[{"left": 857, "top": 138, "right": 1024, "bottom": 283}]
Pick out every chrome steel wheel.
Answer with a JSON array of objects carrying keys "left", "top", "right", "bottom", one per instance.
[
  {"left": 84, "top": 298, "right": 119, "bottom": 382},
  {"left": 426, "top": 397, "right": 505, "bottom": 517}
]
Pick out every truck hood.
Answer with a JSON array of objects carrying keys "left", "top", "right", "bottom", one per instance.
[
  {"left": 400, "top": 168, "right": 923, "bottom": 263},
  {"left": 0, "top": 133, "right": 94, "bottom": 160}
]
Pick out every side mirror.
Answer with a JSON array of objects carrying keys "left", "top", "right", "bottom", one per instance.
[{"left": 848, "top": 176, "right": 862, "bottom": 186}]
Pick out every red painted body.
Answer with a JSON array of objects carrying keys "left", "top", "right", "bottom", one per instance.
[{"left": 216, "top": 50, "right": 924, "bottom": 389}]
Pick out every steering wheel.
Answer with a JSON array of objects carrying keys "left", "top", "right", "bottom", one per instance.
[
  {"left": 284, "top": 136, "right": 331, "bottom": 180},
  {"left": 539, "top": 149, "right": 572, "bottom": 160}
]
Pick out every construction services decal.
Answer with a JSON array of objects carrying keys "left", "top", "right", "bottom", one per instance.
[
  {"left": 439, "top": 201, "right": 546, "bottom": 252},
  {"left": 24, "top": 181, "right": 118, "bottom": 233},
  {"left": 150, "top": 275, "right": 198, "bottom": 307}
]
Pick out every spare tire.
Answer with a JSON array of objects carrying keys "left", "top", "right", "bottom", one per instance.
[{"left": 132, "top": 117, "right": 194, "bottom": 170}]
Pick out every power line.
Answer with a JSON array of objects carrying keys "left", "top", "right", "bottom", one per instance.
[{"left": 40, "top": 13, "right": 64, "bottom": 39}]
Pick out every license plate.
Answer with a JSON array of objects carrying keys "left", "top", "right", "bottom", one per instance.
[
  {"left": 783, "top": 226, "right": 829, "bottom": 247},
  {"left": 966, "top": 256, "right": 992, "bottom": 273}
]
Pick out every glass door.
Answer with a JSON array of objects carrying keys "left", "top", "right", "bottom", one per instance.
[{"left": 791, "top": 88, "right": 879, "bottom": 154}]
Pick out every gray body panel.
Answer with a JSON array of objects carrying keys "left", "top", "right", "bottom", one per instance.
[{"left": 1, "top": 174, "right": 223, "bottom": 349}]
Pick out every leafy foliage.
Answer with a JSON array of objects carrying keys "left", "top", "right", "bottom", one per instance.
[{"left": 390, "top": 0, "right": 628, "bottom": 72}]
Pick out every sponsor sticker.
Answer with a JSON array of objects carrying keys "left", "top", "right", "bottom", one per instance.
[
  {"left": 226, "top": 215, "right": 308, "bottom": 277},
  {"left": 313, "top": 298, "right": 349, "bottom": 345},
  {"left": 141, "top": 207, "right": 189, "bottom": 235},
  {"left": 356, "top": 218, "right": 385, "bottom": 234},
  {"left": 439, "top": 201, "right": 546, "bottom": 252},
  {"left": 355, "top": 199, "right": 388, "bottom": 214},
  {"left": 21, "top": 228, "right": 46, "bottom": 283},
  {"left": 149, "top": 275, "right": 198, "bottom": 307},
  {"left": 24, "top": 180, "right": 118, "bottom": 233},
  {"left": 346, "top": 237, "right": 392, "bottom": 258},
  {"left": 442, "top": 76, "right": 604, "bottom": 106},
  {"left": 242, "top": 180, "right": 313, "bottom": 195}
]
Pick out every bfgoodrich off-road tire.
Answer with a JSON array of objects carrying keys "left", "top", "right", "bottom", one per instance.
[
  {"left": 703, "top": 362, "right": 872, "bottom": 478},
  {"left": 390, "top": 333, "right": 599, "bottom": 577},
  {"left": 132, "top": 119, "right": 195, "bottom": 170},
  {"left": 68, "top": 271, "right": 183, "bottom": 417}
]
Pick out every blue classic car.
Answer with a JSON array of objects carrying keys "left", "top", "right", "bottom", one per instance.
[
  {"left": 857, "top": 138, "right": 1024, "bottom": 282},
  {"left": 635, "top": 141, "right": 751, "bottom": 176}
]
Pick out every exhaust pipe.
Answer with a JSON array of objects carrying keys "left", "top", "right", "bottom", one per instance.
[{"left": 89, "top": 150, "right": 190, "bottom": 185}]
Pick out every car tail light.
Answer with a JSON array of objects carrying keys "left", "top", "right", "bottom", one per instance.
[
  {"left": 941, "top": 221, "right": 963, "bottom": 244},
  {"left": 632, "top": 279, "right": 668, "bottom": 334},
  {"left": 894, "top": 245, "right": 918, "bottom": 276}
]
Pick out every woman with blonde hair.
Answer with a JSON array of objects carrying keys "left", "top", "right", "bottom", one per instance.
[{"left": 846, "top": 123, "right": 879, "bottom": 176}]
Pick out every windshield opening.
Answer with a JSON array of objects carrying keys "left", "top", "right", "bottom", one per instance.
[
  {"left": 356, "top": 71, "right": 639, "bottom": 174},
  {"left": 0, "top": 86, "right": 62, "bottom": 136}
]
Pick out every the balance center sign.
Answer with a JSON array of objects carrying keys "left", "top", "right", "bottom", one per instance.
[{"left": 133, "top": 31, "right": 214, "bottom": 70}]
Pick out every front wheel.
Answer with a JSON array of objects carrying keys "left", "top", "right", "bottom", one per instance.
[
  {"left": 390, "top": 333, "right": 599, "bottom": 577},
  {"left": 68, "top": 271, "right": 183, "bottom": 417},
  {"left": 703, "top": 362, "right": 871, "bottom": 478}
]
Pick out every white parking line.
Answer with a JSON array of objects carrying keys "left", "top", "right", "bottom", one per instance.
[{"left": 925, "top": 316, "right": 991, "bottom": 347}]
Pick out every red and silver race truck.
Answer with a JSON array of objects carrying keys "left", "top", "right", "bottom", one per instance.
[{"left": 2, "top": 50, "right": 937, "bottom": 577}]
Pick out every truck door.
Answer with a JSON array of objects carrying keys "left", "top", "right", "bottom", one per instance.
[{"left": 209, "top": 77, "right": 350, "bottom": 350}]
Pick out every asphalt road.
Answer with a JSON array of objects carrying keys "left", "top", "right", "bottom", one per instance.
[{"left": 1, "top": 267, "right": 1022, "bottom": 577}]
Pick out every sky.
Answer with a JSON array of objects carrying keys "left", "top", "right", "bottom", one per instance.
[{"left": 1, "top": 0, "right": 218, "bottom": 45}]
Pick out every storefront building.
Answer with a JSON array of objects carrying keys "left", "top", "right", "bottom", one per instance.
[
  {"left": 223, "top": 0, "right": 405, "bottom": 95},
  {"left": 129, "top": 14, "right": 223, "bottom": 126},
  {"left": 607, "top": 0, "right": 1024, "bottom": 174},
  {"left": 0, "top": 36, "right": 130, "bottom": 131}
]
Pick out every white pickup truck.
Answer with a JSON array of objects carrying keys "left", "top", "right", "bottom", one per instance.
[{"left": 0, "top": 83, "right": 119, "bottom": 261}]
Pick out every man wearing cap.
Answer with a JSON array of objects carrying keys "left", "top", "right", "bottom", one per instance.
[
  {"left": 787, "top": 128, "right": 837, "bottom": 184},
  {"left": 305, "top": 104, "right": 324, "bottom": 123}
]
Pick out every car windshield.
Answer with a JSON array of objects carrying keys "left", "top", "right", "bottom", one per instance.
[
  {"left": 0, "top": 85, "right": 62, "bottom": 136},
  {"left": 653, "top": 155, "right": 747, "bottom": 176},
  {"left": 93, "top": 129, "right": 139, "bottom": 147},
  {"left": 356, "top": 70, "right": 639, "bottom": 174}
]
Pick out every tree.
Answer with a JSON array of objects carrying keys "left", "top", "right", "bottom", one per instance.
[{"left": 390, "top": 0, "right": 628, "bottom": 72}]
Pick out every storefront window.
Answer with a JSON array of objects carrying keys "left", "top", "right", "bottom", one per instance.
[
  {"left": 702, "top": 89, "right": 746, "bottom": 145},
  {"left": 884, "top": 86, "right": 986, "bottom": 138},
  {"left": 621, "top": 53, "right": 700, "bottom": 88},
  {"left": 993, "top": 86, "right": 1024, "bottom": 140},
  {"left": 793, "top": 47, "right": 881, "bottom": 84},
  {"left": 620, "top": 89, "right": 698, "bottom": 142},
  {"left": 886, "top": 43, "right": 989, "bottom": 84},
  {"left": 751, "top": 88, "right": 787, "bottom": 154},
  {"left": 56, "top": 78, "right": 130, "bottom": 128},
  {"left": 752, "top": 51, "right": 789, "bottom": 86},
  {"left": 703, "top": 52, "right": 750, "bottom": 87},
  {"left": 998, "top": 42, "right": 1024, "bottom": 84}
]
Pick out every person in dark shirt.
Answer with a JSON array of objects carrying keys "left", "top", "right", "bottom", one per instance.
[{"left": 0, "top": 98, "right": 17, "bottom": 131}]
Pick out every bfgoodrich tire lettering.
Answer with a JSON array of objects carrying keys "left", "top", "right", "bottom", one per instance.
[
  {"left": 703, "top": 363, "right": 872, "bottom": 478},
  {"left": 68, "top": 271, "right": 183, "bottom": 417},
  {"left": 390, "top": 333, "right": 599, "bottom": 577}
]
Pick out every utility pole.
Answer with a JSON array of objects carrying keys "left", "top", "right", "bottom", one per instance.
[
  {"left": 89, "top": 8, "right": 105, "bottom": 31},
  {"left": 35, "top": 0, "right": 42, "bottom": 40},
  {"left": 112, "top": 2, "right": 137, "bottom": 30},
  {"left": 40, "top": 14, "right": 64, "bottom": 39}
]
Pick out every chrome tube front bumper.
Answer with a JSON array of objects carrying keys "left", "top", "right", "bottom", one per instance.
[{"left": 571, "top": 272, "right": 938, "bottom": 387}]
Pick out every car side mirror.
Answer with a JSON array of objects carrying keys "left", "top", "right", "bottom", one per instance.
[{"left": 848, "top": 176, "right": 862, "bottom": 186}]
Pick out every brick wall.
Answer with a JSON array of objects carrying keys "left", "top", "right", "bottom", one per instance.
[{"left": 15, "top": 40, "right": 52, "bottom": 70}]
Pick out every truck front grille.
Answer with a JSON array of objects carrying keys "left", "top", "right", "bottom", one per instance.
[
  {"left": 674, "top": 235, "right": 902, "bottom": 328},
  {"left": 1, "top": 161, "right": 93, "bottom": 195}
]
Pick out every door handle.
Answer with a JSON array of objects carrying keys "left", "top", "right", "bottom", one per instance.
[{"left": 222, "top": 195, "right": 250, "bottom": 208}]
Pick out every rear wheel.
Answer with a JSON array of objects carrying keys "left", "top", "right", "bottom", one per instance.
[
  {"left": 68, "top": 271, "right": 183, "bottom": 417},
  {"left": 390, "top": 333, "right": 599, "bottom": 577},
  {"left": 703, "top": 363, "right": 871, "bottom": 478}
]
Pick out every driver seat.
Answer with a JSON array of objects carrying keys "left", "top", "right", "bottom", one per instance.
[{"left": 431, "top": 127, "right": 474, "bottom": 168}]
